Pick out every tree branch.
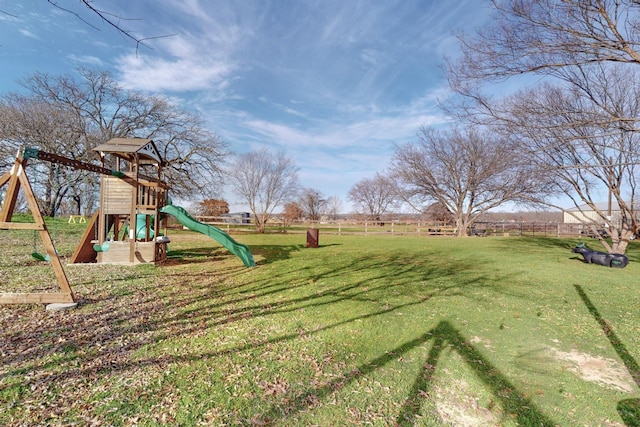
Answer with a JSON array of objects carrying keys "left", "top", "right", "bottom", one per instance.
[{"left": 47, "top": 0, "right": 175, "bottom": 54}]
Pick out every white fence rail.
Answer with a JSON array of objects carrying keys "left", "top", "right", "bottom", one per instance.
[{"left": 183, "top": 216, "right": 593, "bottom": 237}]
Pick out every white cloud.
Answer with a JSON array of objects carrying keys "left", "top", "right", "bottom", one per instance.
[
  {"left": 243, "top": 108, "right": 447, "bottom": 153},
  {"left": 19, "top": 28, "right": 39, "bottom": 40},
  {"left": 67, "top": 54, "right": 103, "bottom": 66},
  {"left": 115, "top": 21, "right": 242, "bottom": 92},
  {"left": 117, "top": 53, "right": 234, "bottom": 92},
  {"left": 359, "top": 48, "right": 384, "bottom": 67}
]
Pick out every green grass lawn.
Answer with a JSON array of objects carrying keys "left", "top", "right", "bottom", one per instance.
[{"left": 1, "top": 221, "right": 640, "bottom": 426}]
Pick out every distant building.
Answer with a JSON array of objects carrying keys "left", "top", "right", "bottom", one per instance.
[
  {"left": 221, "top": 212, "right": 251, "bottom": 224},
  {"left": 563, "top": 201, "right": 640, "bottom": 228}
]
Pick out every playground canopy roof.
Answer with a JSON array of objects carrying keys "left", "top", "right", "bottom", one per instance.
[{"left": 93, "top": 138, "right": 163, "bottom": 166}]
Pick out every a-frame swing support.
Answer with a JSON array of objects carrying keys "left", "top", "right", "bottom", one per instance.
[{"left": 0, "top": 154, "right": 75, "bottom": 304}]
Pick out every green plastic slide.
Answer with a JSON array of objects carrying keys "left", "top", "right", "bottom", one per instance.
[{"left": 159, "top": 204, "right": 256, "bottom": 267}]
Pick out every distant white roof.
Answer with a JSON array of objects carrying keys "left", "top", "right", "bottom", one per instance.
[{"left": 566, "top": 201, "right": 638, "bottom": 211}]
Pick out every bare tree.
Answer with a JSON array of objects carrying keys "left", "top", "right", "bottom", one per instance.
[
  {"left": 325, "top": 196, "right": 343, "bottom": 220},
  {"left": 446, "top": 0, "right": 640, "bottom": 127},
  {"left": 228, "top": 149, "right": 299, "bottom": 233},
  {"left": 447, "top": 1, "right": 640, "bottom": 252},
  {"left": 298, "top": 187, "right": 327, "bottom": 221},
  {"left": 449, "top": 1, "right": 640, "bottom": 93},
  {"left": 391, "top": 127, "right": 547, "bottom": 237},
  {"left": 496, "top": 65, "right": 640, "bottom": 253},
  {"left": 0, "top": 68, "right": 227, "bottom": 216},
  {"left": 348, "top": 173, "right": 399, "bottom": 221},
  {"left": 0, "top": 98, "right": 92, "bottom": 216}
]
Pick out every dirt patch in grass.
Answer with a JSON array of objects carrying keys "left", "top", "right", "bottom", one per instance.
[
  {"left": 433, "top": 374, "right": 498, "bottom": 426},
  {"left": 551, "top": 347, "right": 637, "bottom": 393}
]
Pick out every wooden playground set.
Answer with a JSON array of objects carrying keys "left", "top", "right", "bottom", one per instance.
[{"left": 0, "top": 138, "right": 171, "bottom": 305}]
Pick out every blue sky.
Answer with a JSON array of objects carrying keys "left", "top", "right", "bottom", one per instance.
[{"left": 0, "top": 0, "right": 492, "bottom": 212}]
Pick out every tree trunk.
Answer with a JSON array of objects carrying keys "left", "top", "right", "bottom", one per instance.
[
  {"left": 456, "top": 216, "right": 471, "bottom": 237},
  {"left": 72, "top": 195, "right": 82, "bottom": 215},
  {"left": 254, "top": 215, "right": 266, "bottom": 233},
  {"left": 607, "top": 229, "right": 634, "bottom": 254}
]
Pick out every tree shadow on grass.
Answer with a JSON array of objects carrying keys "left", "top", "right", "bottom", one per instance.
[
  {"left": 252, "top": 321, "right": 556, "bottom": 426},
  {"left": 495, "top": 236, "right": 576, "bottom": 252},
  {"left": 575, "top": 285, "right": 640, "bottom": 426},
  {"left": 0, "top": 238, "right": 555, "bottom": 424},
  {"left": 250, "top": 243, "right": 304, "bottom": 263},
  {"left": 164, "top": 246, "right": 231, "bottom": 265},
  {"left": 161, "top": 241, "right": 304, "bottom": 267},
  {"left": 396, "top": 321, "right": 556, "bottom": 426},
  {"left": 146, "top": 247, "right": 550, "bottom": 423},
  {"left": 0, "top": 246, "right": 471, "bottom": 387},
  {"left": 152, "top": 247, "right": 509, "bottom": 340}
]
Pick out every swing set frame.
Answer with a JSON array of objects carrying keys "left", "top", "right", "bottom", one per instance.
[{"left": 0, "top": 153, "right": 75, "bottom": 304}]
